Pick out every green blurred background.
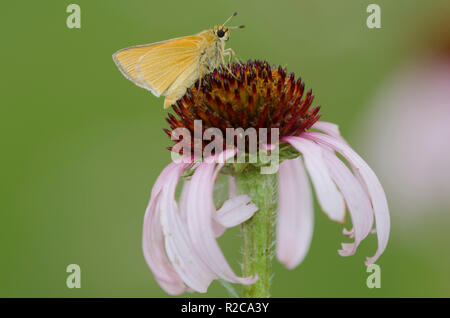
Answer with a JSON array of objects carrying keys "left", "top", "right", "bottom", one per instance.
[{"left": 1, "top": 0, "right": 449, "bottom": 297}]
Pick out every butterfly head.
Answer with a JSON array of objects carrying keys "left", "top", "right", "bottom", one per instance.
[
  {"left": 214, "top": 25, "right": 231, "bottom": 41},
  {"left": 214, "top": 12, "right": 245, "bottom": 41}
]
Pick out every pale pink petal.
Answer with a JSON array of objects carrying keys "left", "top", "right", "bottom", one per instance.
[
  {"left": 312, "top": 122, "right": 371, "bottom": 198},
  {"left": 228, "top": 176, "right": 237, "bottom": 198},
  {"left": 210, "top": 151, "right": 238, "bottom": 237},
  {"left": 215, "top": 195, "right": 258, "bottom": 228},
  {"left": 205, "top": 147, "right": 237, "bottom": 164},
  {"left": 343, "top": 227, "right": 376, "bottom": 239},
  {"left": 322, "top": 149, "right": 374, "bottom": 256},
  {"left": 211, "top": 220, "right": 226, "bottom": 238},
  {"left": 185, "top": 153, "right": 257, "bottom": 285},
  {"left": 184, "top": 176, "right": 227, "bottom": 238},
  {"left": 197, "top": 165, "right": 254, "bottom": 238},
  {"left": 339, "top": 243, "right": 354, "bottom": 254},
  {"left": 159, "top": 165, "right": 217, "bottom": 292},
  {"left": 150, "top": 165, "right": 172, "bottom": 199},
  {"left": 151, "top": 157, "right": 193, "bottom": 199},
  {"left": 343, "top": 228, "right": 355, "bottom": 238},
  {"left": 303, "top": 132, "right": 390, "bottom": 265},
  {"left": 311, "top": 121, "right": 372, "bottom": 196},
  {"left": 277, "top": 157, "right": 314, "bottom": 269},
  {"left": 283, "top": 136, "right": 346, "bottom": 222},
  {"left": 142, "top": 163, "right": 189, "bottom": 295},
  {"left": 212, "top": 176, "right": 251, "bottom": 237},
  {"left": 179, "top": 179, "right": 191, "bottom": 221},
  {"left": 312, "top": 121, "right": 342, "bottom": 139}
]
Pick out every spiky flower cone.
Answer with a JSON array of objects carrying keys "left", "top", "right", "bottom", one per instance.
[{"left": 165, "top": 60, "right": 321, "bottom": 154}]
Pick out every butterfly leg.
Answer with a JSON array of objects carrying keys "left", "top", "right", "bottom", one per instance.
[
  {"left": 221, "top": 50, "right": 238, "bottom": 79},
  {"left": 196, "top": 60, "right": 209, "bottom": 97},
  {"left": 198, "top": 76, "right": 202, "bottom": 97},
  {"left": 223, "top": 48, "right": 242, "bottom": 65}
]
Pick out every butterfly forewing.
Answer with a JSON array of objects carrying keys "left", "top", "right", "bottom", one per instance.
[{"left": 113, "top": 35, "right": 205, "bottom": 97}]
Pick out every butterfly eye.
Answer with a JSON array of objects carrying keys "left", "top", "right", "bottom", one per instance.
[{"left": 217, "top": 29, "right": 225, "bottom": 38}]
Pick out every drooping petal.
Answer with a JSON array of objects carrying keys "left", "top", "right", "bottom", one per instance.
[
  {"left": 303, "top": 131, "right": 390, "bottom": 265},
  {"left": 185, "top": 151, "right": 257, "bottom": 285},
  {"left": 322, "top": 149, "right": 374, "bottom": 256},
  {"left": 312, "top": 122, "right": 370, "bottom": 196},
  {"left": 229, "top": 176, "right": 237, "bottom": 198},
  {"left": 283, "top": 136, "right": 346, "bottom": 222},
  {"left": 142, "top": 163, "right": 189, "bottom": 295},
  {"left": 150, "top": 163, "right": 177, "bottom": 199},
  {"left": 215, "top": 195, "right": 258, "bottom": 228},
  {"left": 211, "top": 215, "right": 227, "bottom": 238},
  {"left": 159, "top": 164, "right": 217, "bottom": 292},
  {"left": 312, "top": 121, "right": 342, "bottom": 139},
  {"left": 343, "top": 228, "right": 355, "bottom": 238},
  {"left": 204, "top": 147, "right": 237, "bottom": 164},
  {"left": 178, "top": 178, "right": 190, "bottom": 221},
  {"left": 343, "top": 227, "right": 376, "bottom": 239},
  {"left": 211, "top": 176, "right": 255, "bottom": 238},
  {"left": 277, "top": 157, "right": 314, "bottom": 269}
]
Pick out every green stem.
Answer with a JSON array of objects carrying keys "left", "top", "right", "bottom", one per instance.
[{"left": 234, "top": 169, "right": 278, "bottom": 298}]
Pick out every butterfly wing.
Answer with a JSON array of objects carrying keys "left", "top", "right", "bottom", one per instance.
[
  {"left": 163, "top": 61, "right": 201, "bottom": 108},
  {"left": 112, "top": 35, "right": 205, "bottom": 97}
]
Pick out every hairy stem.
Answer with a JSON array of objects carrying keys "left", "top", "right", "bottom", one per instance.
[{"left": 234, "top": 169, "right": 278, "bottom": 298}]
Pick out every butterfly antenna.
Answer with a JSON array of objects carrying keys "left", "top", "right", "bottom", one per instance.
[
  {"left": 222, "top": 11, "right": 238, "bottom": 26},
  {"left": 228, "top": 25, "right": 245, "bottom": 29}
]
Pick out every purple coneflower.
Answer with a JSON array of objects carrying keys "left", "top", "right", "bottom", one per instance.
[
  {"left": 361, "top": 55, "right": 450, "bottom": 221},
  {"left": 360, "top": 7, "right": 450, "bottom": 223},
  {"left": 143, "top": 61, "right": 390, "bottom": 297}
]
